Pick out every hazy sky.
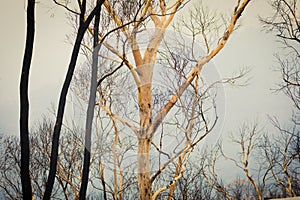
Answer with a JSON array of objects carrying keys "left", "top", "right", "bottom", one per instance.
[{"left": 0, "top": 0, "right": 292, "bottom": 143}]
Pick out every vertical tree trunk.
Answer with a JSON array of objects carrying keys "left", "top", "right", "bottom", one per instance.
[
  {"left": 19, "top": 0, "right": 35, "bottom": 199},
  {"left": 119, "top": 168, "right": 123, "bottom": 200},
  {"left": 43, "top": 2, "right": 103, "bottom": 199},
  {"left": 138, "top": 138, "right": 152, "bottom": 200},
  {"left": 137, "top": 70, "right": 153, "bottom": 199},
  {"left": 99, "top": 159, "right": 108, "bottom": 200},
  {"left": 138, "top": 84, "right": 152, "bottom": 134},
  {"left": 43, "top": 26, "right": 85, "bottom": 200},
  {"left": 79, "top": 3, "right": 101, "bottom": 198},
  {"left": 113, "top": 120, "right": 119, "bottom": 200}
]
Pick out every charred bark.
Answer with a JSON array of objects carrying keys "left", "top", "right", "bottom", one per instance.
[
  {"left": 43, "top": 1, "right": 104, "bottom": 199},
  {"left": 19, "top": 0, "right": 35, "bottom": 199},
  {"left": 79, "top": 1, "right": 101, "bottom": 198}
]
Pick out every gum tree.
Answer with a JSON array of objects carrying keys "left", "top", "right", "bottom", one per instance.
[{"left": 73, "top": 0, "right": 253, "bottom": 199}]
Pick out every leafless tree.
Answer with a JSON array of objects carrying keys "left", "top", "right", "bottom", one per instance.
[
  {"left": 260, "top": 0, "right": 300, "bottom": 197},
  {"left": 227, "top": 177, "right": 254, "bottom": 200},
  {"left": 1, "top": 115, "right": 122, "bottom": 199},
  {"left": 13, "top": 0, "right": 255, "bottom": 199},
  {"left": 261, "top": 118, "right": 300, "bottom": 197},
  {"left": 199, "top": 123, "right": 272, "bottom": 200},
  {"left": 74, "top": 1, "right": 253, "bottom": 199},
  {"left": 200, "top": 144, "right": 231, "bottom": 200},
  {"left": 220, "top": 123, "right": 270, "bottom": 200},
  {"left": 43, "top": 1, "right": 105, "bottom": 199},
  {"left": 0, "top": 136, "right": 22, "bottom": 199},
  {"left": 172, "top": 161, "right": 214, "bottom": 200},
  {"left": 261, "top": 0, "right": 300, "bottom": 111}
]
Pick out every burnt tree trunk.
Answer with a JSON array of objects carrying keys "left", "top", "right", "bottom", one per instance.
[
  {"left": 79, "top": 1, "right": 102, "bottom": 198},
  {"left": 19, "top": 0, "right": 35, "bottom": 199},
  {"left": 43, "top": 1, "right": 104, "bottom": 199}
]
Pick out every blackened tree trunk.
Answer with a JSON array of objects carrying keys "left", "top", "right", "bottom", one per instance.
[
  {"left": 19, "top": 0, "right": 35, "bottom": 199},
  {"left": 43, "top": 1, "right": 104, "bottom": 199},
  {"left": 79, "top": 2, "right": 101, "bottom": 199}
]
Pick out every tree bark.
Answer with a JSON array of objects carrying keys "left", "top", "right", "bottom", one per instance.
[
  {"left": 138, "top": 83, "right": 153, "bottom": 135},
  {"left": 137, "top": 65, "right": 153, "bottom": 200},
  {"left": 138, "top": 138, "right": 152, "bottom": 200},
  {"left": 19, "top": 0, "right": 35, "bottom": 199}
]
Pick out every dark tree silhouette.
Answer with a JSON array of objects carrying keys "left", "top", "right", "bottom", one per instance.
[
  {"left": 78, "top": 1, "right": 101, "bottom": 199},
  {"left": 43, "top": 1, "right": 105, "bottom": 199},
  {"left": 19, "top": 0, "right": 35, "bottom": 199}
]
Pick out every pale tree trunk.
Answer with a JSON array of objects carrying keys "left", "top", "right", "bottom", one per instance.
[
  {"left": 119, "top": 168, "right": 123, "bottom": 200},
  {"left": 138, "top": 138, "right": 152, "bottom": 200},
  {"left": 112, "top": 118, "right": 119, "bottom": 200},
  {"left": 167, "top": 154, "right": 184, "bottom": 200},
  {"left": 245, "top": 168, "right": 262, "bottom": 200},
  {"left": 136, "top": 44, "right": 156, "bottom": 200},
  {"left": 101, "top": 1, "right": 184, "bottom": 199},
  {"left": 137, "top": 81, "right": 153, "bottom": 200},
  {"left": 99, "top": 159, "right": 108, "bottom": 200},
  {"left": 99, "top": 1, "right": 252, "bottom": 200},
  {"left": 138, "top": 83, "right": 153, "bottom": 134}
]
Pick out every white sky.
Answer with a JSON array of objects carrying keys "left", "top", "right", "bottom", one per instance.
[{"left": 0, "top": 0, "right": 292, "bottom": 144}]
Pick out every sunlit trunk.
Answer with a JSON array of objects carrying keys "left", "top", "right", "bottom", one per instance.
[
  {"left": 135, "top": 41, "right": 156, "bottom": 196},
  {"left": 137, "top": 81, "right": 153, "bottom": 200},
  {"left": 138, "top": 83, "right": 153, "bottom": 133},
  {"left": 138, "top": 138, "right": 152, "bottom": 200}
]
